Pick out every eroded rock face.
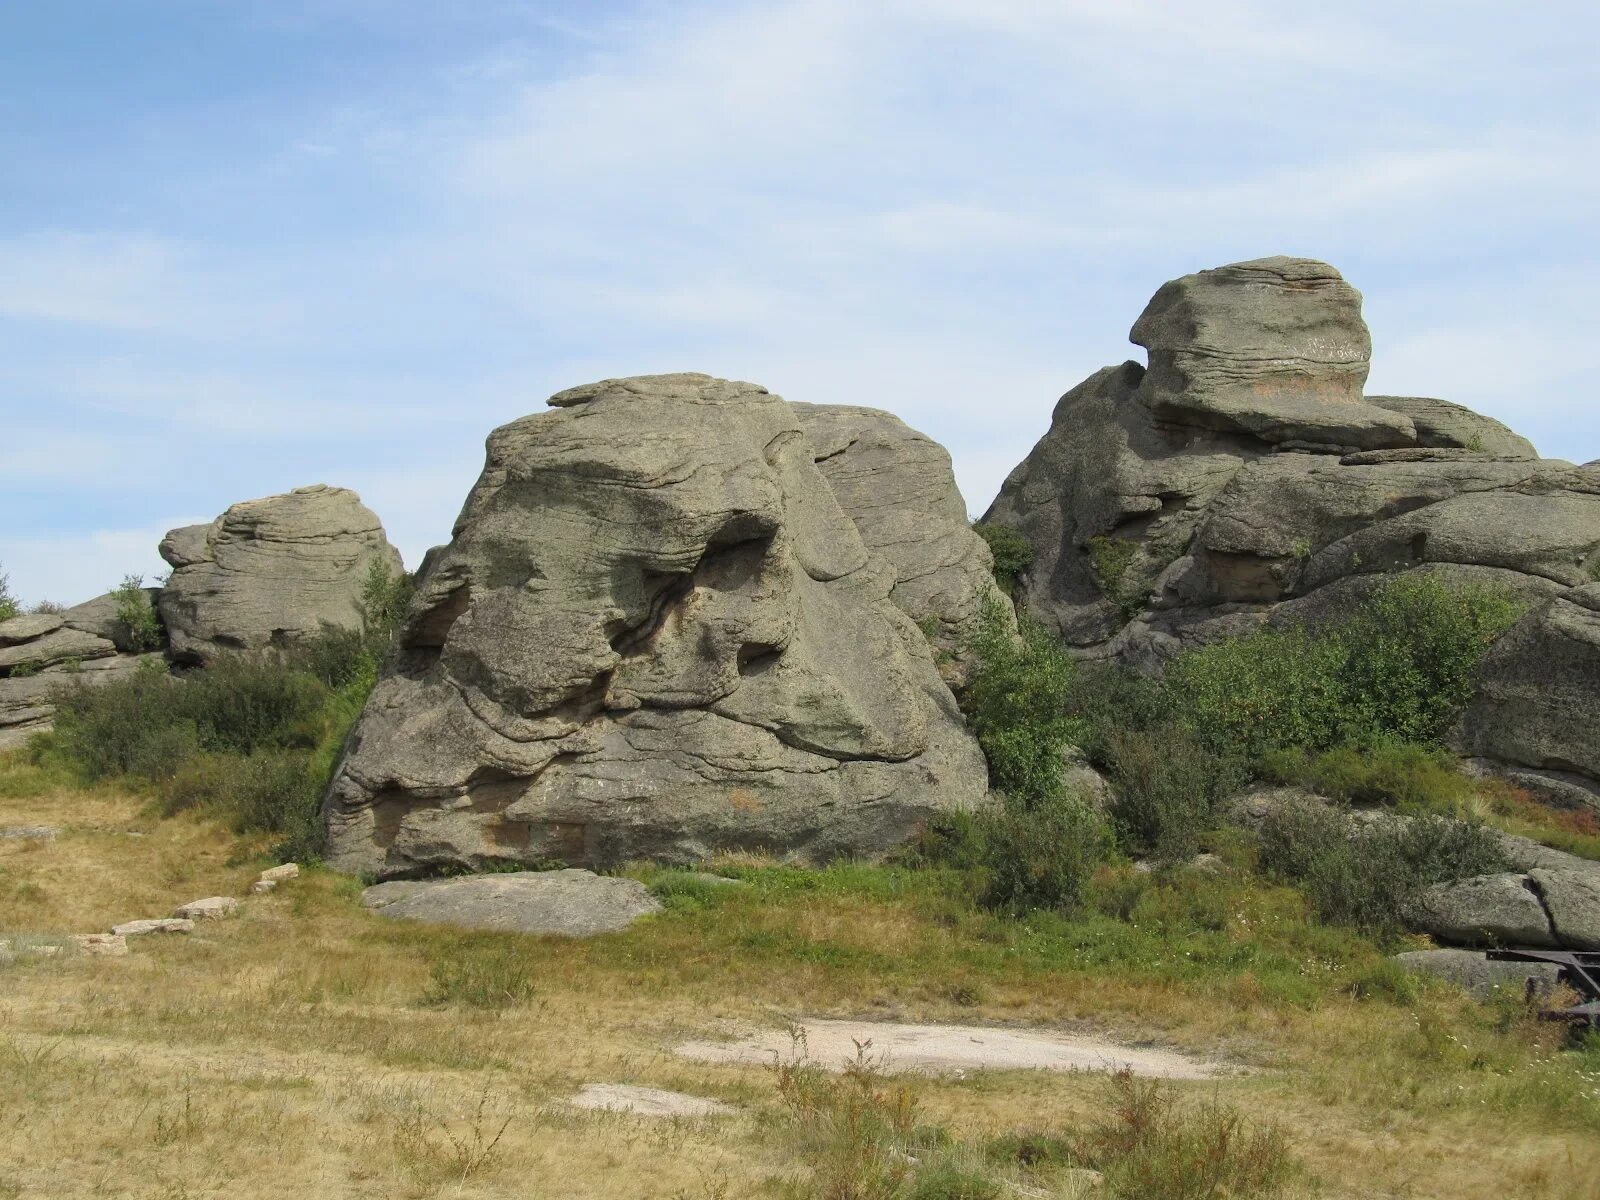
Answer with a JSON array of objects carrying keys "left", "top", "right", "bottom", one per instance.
[
  {"left": 792, "top": 402, "right": 1012, "bottom": 679},
  {"left": 158, "top": 485, "right": 402, "bottom": 665},
  {"left": 325, "top": 374, "right": 989, "bottom": 878},
  {"left": 984, "top": 256, "right": 1600, "bottom": 798}
]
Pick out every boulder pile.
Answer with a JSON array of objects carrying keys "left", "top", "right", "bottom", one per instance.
[{"left": 984, "top": 256, "right": 1600, "bottom": 808}]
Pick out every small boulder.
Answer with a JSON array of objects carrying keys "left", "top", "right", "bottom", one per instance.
[
  {"left": 172, "top": 896, "right": 241, "bottom": 921},
  {"left": 361, "top": 869, "right": 662, "bottom": 938},
  {"left": 70, "top": 933, "right": 129, "bottom": 957},
  {"left": 258, "top": 863, "right": 300, "bottom": 883},
  {"left": 111, "top": 918, "right": 195, "bottom": 937},
  {"left": 251, "top": 880, "right": 277, "bottom": 895},
  {"left": 1404, "top": 873, "right": 1557, "bottom": 948},
  {"left": 1391, "top": 949, "right": 1561, "bottom": 1001},
  {"left": 1529, "top": 868, "right": 1600, "bottom": 950}
]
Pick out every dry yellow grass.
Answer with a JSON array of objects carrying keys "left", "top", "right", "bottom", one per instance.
[{"left": 2, "top": 753, "right": 1598, "bottom": 1199}]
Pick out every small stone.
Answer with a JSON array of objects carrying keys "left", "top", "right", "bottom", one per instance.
[
  {"left": 70, "top": 933, "right": 129, "bottom": 957},
  {"left": 251, "top": 879, "right": 278, "bottom": 894},
  {"left": 258, "top": 863, "right": 300, "bottom": 883},
  {"left": 0, "top": 825, "right": 58, "bottom": 840},
  {"left": 172, "top": 896, "right": 241, "bottom": 921},
  {"left": 112, "top": 918, "right": 195, "bottom": 937}
]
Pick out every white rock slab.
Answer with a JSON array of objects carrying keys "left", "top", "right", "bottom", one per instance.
[
  {"left": 569, "top": 1083, "right": 736, "bottom": 1118},
  {"left": 112, "top": 918, "right": 195, "bottom": 937},
  {"left": 172, "top": 896, "right": 241, "bottom": 921},
  {"left": 679, "top": 1019, "right": 1234, "bottom": 1081}
]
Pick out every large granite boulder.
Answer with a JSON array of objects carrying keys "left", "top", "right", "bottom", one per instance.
[
  {"left": 792, "top": 402, "right": 1012, "bottom": 680},
  {"left": 1404, "top": 873, "right": 1560, "bottom": 948},
  {"left": 158, "top": 484, "right": 403, "bottom": 665},
  {"left": 324, "top": 374, "right": 990, "bottom": 878},
  {"left": 983, "top": 256, "right": 1600, "bottom": 798}
]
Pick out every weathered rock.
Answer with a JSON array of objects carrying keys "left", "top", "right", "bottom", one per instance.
[
  {"left": 0, "top": 653, "right": 163, "bottom": 751},
  {"left": 0, "top": 627, "right": 118, "bottom": 675},
  {"left": 361, "top": 869, "right": 662, "bottom": 937},
  {"left": 984, "top": 256, "right": 1600, "bottom": 800},
  {"left": 1529, "top": 868, "right": 1600, "bottom": 950},
  {"left": 1366, "top": 396, "right": 1537, "bottom": 458},
  {"left": 251, "top": 880, "right": 277, "bottom": 895},
  {"left": 1458, "top": 584, "right": 1600, "bottom": 811},
  {"left": 326, "top": 374, "right": 989, "bottom": 878},
  {"left": 1391, "top": 948, "right": 1561, "bottom": 1000},
  {"left": 158, "top": 484, "right": 403, "bottom": 665},
  {"left": 172, "top": 896, "right": 241, "bottom": 921},
  {"left": 0, "top": 825, "right": 58, "bottom": 840},
  {"left": 111, "top": 918, "right": 195, "bottom": 937},
  {"left": 70, "top": 933, "right": 129, "bottom": 957},
  {"left": 0, "top": 613, "right": 64, "bottom": 646},
  {"left": 1129, "top": 257, "right": 1412, "bottom": 450},
  {"left": 59, "top": 587, "right": 162, "bottom": 651},
  {"left": 792, "top": 402, "right": 1012, "bottom": 677},
  {"left": 258, "top": 863, "right": 300, "bottom": 883},
  {"left": 1404, "top": 873, "right": 1557, "bottom": 948}
]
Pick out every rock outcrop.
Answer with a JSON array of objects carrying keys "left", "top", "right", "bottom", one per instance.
[
  {"left": 324, "top": 374, "right": 990, "bottom": 878},
  {"left": 792, "top": 402, "right": 1012, "bottom": 680},
  {"left": 362, "top": 869, "right": 663, "bottom": 937},
  {"left": 159, "top": 484, "right": 402, "bottom": 665},
  {"left": 985, "top": 256, "right": 1600, "bottom": 800}
]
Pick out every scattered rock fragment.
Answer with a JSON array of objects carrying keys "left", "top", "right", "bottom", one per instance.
[
  {"left": 258, "top": 863, "right": 300, "bottom": 883},
  {"left": 111, "top": 918, "right": 195, "bottom": 937},
  {"left": 569, "top": 1083, "right": 736, "bottom": 1119},
  {"left": 0, "top": 825, "right": 58, "bottom": 840},
  {"left": 251, "top": 880, "right": 277, "bottom": 895},
  {"left": 173, "top": 896, "right": 241, "bottom": 921},
  {"left": 70, "top": 933, "right": 128, "bottom": 957}
]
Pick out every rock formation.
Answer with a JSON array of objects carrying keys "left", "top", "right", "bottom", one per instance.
[
  {"left": 159, "top": 484, "right": 402, "bottom": 665},
  {"left": 985, "top": 256, "right": 1600, "bottom": 805},
  {"left": 324, "top": 374, "right": 991, "bottom": 878}
]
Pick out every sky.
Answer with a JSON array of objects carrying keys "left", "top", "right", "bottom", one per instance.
[{"left": 2, "top": 1, "right": 1597, "bottom": 606}]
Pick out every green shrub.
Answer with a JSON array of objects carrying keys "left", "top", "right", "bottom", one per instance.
[
  {"left": 971, "top": 791, "right": 1112, "bottom": 915},
  {"left": 1257, "top": 797, "right": 1508, "bottom": 939},
  {"left": 1085, "top": 535, "right": 1141, "bottom": 614},
  {"left": 111, "top": 575, "right": 163, "bottom": 652},
  {"left": 962, "top": 598, "right": 1080, "bottom": 805},
  {"left": 1102, "top": 724, "right": 1245, "bottom": 862},
  {"left": 1165, "top": 574, "right": 1522, "bottom": 760},
  {"left": 972, "top": 522, "right": 1033, "bottom": 592},
  {"left": 1260, "top": 742, "right": 1477, "bottom": 817},
  {"left": 1060, "top": 662, "right": 1171, "bottom": 765},
  {"left": 0, "top": 565, "right": 17, "bottom": 623}
]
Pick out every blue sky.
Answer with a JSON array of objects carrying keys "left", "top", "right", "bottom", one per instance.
[{"left": 2, "top": 1, "right": 1597, "bottom": 605}]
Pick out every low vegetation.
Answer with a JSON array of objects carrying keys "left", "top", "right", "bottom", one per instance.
[
  {"left": 31, "top": 560, "right": 410, "bottom": 861},
  {"left": 971, "top": 521, "right": 1033, "bottom": 593},
  {"left": 0, "top": 564, "right": 16, "bottom": 622}
]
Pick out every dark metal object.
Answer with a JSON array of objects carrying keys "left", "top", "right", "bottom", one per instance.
[{"left": 1487, "top": 949, "right": 1600, "bottom": 1027}]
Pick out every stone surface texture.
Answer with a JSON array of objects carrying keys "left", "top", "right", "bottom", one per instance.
[
  {"left": 172, "top": 896, "right": 241, "bottom": 921},
  {"left": 1404, "top": 873, "right": 1558, "bottom": 948},
  {"left": 325, "top": 374, "right": 989, "bottom": 878},
  {"left": 1391, "top": 949, "right": 1561, "bottom": 1000},
  {"left": 983, "top": 256, "right": 1600, "bottom": 797},
  {"left": 361, "top": 869, "right": 662, "bottom": 937},
  {"left": 111, "top": 918, "right": 195, "bottom": 937},
  {"left": 158, "top": 484, "right": 402, "bottom": 665}
]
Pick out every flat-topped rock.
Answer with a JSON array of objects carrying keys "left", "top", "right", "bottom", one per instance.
[
  {"left": 111, "top": 918, "right": 195, "bottom": 937},
  {"left": 1367, "top": 396, "right": 1536, "bottom": 458},
  {"left": 0, "top": 613, "right": 65, "bottom": 646},
  {"left": 172, "top": 896, "right": 241, "bottom": 921},
  {"left": 1392, "top": 949, "right": 1561, "bottom": 1000},
  {"left": 361, "top": 869, "right": 663, "bottom": 938},
  {"left": 0, "top": 627, "right": 118, "bottom": 674},
  {"left": 1130, "top": 257, "right": 1414, "bottom": 450}
]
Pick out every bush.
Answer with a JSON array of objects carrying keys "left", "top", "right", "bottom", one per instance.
[
  {"left": 0, "top": 565, "right": 16, "bottom": 622},
  {"left": 972, "top": 791, "right": 1113, "bottom": 915},
  {"left": 1259, "top": 742, "right": 1478, "bottom": 817},
  {"left": 1102, "top": 724, "right": 1245, "bottom": 862},
  {"left": 111, "top": 574, "right": 163, "bottom": 652},
  {"left": 1257, "top": 797, "right": 1508, "bottom": 939},
  {"left": 1164, "top": 574, "right": 1521, "bottom": 760},
  {"left": 962, "top": 598, "right": 1080, "bottom": 806},
  {"left": 972, "top": 522, "right": 1033, "bottom": 593}
]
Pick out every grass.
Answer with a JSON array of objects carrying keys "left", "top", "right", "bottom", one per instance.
[{"left": 4, "top": 750, "right": 1600, "bottom": 1198}]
